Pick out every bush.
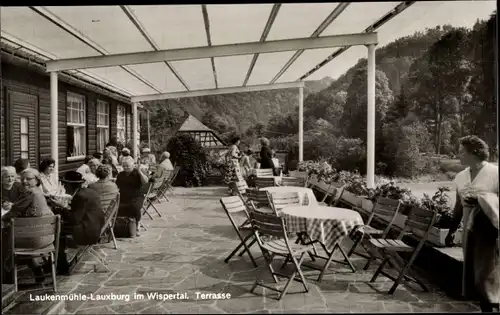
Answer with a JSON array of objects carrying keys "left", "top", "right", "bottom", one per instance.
[
  {"left": 383, "top": 121, "right": 436, "bottom": 178},
  {"left": 329, "top": 137, "right": 366, "bottom": 173},
  {"left": 166, "top": 133, "right": 209, "bottom": 187}
]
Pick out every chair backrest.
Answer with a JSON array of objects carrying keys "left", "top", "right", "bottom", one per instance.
[
  {"left": 11, "top": 215, "right": 61, "bottom": 250},
  {"left": 229, "top": 180, "right": 249, "bottom": 196},
  {"left": 255, "top": 177, "right": 276, "bottom": 189},
  {"left": 328, "top": 182, "right": 346, "bottom": 206},
  {"left": 280, "top": 177, "right": 306, "bottom": 187},
  {"left": 250, "top": 210, "right": 286, "bottom": 238},
  {"left": 255, "top": 169, "right": 274, "bottom": 177},
  {"left": 401, "top": 206, "right": 437, "bottom": 240},
  {"left": 140, "top": 181, "right": 155, "bottom": 207},
  {"left": 101, "top": 193, "right": 120, "bottom": 236},
  {"left": 169, "top": 166, "right": 181, "bottom": 184},
  {"left": 220, "top": 196, "right": 250, "bottom": 231},
  {"left": 100, "top": 190, "right": 119, "bottom": 215},
  {"left": 268, "top": 191, "right": 301, "bottom": 214},
  {"left": 368, "top": 197, "right": 401, "bottom": 236},
  {"left": 288, "top": 171, "right": 308, "bottom": 179},
  {"left": 246, "top": 189, "right": 271, "bottom": 210}
]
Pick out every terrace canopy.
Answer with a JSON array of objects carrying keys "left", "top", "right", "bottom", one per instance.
[{"left": 2, "top": 2, "right": 480, "bottom": 188}]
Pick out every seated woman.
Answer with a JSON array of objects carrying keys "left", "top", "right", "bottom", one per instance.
[
  {"left": 101, "top": 157, "right": 118, "bottom": 179},
  {"left": 13, "top": 158, "right": 30, "bottom": 182},
  {"left": 116, "top": 156, "right": 149, "bottom": 237},
  {"left": 76, "top": 156, "right": 94, "bottom": 177},
  {"left": 2, "top": 167, "right": 54, "bottom": 283},
  {"left": 82, "top": 158, "right": 100, "bottom": 186},
  {"left": 57, "top": 171, "right": 105, "bottom": 275},
  {"left": 89, "top": 164, "right": 119, "bottom": 207},
  {"left": 39, "top": 158, "right": 60, "bottom": 196}
]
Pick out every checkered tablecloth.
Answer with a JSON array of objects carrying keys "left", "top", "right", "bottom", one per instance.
[{"left": 280, "top": 205, "right": 364, "bottom": 252}]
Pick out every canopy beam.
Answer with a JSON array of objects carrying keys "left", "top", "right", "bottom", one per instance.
[
  {"left": 46, "top": 32, "right": 378, "bottom": 72},
  {"left": 131, "top": 81, "right": 305, "bottom": 102},
  {"left": 120, "top": 5, "right": 190, "bottom": 91},
  {"left": 299, "top": 1, "right": 415, "bottom": 80},
  {"left": 201, "top": 4, "right": 219, "bottom": 89},
  {"left": 242, "top": 3, "right": 281, "bottom": 86},
  {"left": 270, "top": 2, "right": 350, "bottom": 84},
  {"left": 31, "top": 6, "right": 163, "bottom": 93}
]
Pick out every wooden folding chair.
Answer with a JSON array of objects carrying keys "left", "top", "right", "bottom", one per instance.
[
  {"left": 348, "top": 197, "right": 402, "bottom": 270},
  {"left": 267, "top": 191, "right": 301, "bottom": 215},
  {"left": 138, "top": 181, "right": 155, "bottom": 230},
  {"left": 249, "top": 211, "right": 315, "bottom": 300},
  {"left": 220, "top": 196, "right": 258, "bottom": 267},
  {"left": 280, "top": 177, "right": 306, "bottom": 187},
  {"left": 255, "top": 169, "right": 274, "bottom": 177},
  {"left": 98, "top": 191, "right": 120, "bottom": 247},
  {"left": 367, "top": 206, "right": 437, "bottom": 294},
  {"left": 11, "top": 215, "right": 61, "bottom": 292},
  {"left": 142, "top": 179, "right": 163, "bottom": 219},
  {"left": 84, "top": 195, "right": 121, "bottom": 273},
  {"left": 158, "top": 166, "right": 180, "bottom": 201},
  {"left": 255, "top": 177, "right": 276, "bottom": 189},
  {"left": 229, "top": 180, "right": 249, "bottom": 199},
  {"left": 246, "top": 189, "right": 274, "bottom": 214}
]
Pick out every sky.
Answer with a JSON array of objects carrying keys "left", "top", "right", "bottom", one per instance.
[
  {"left": 309, "top": 0, "right": 497, "bottom": 80},
  {"left": 1, "top": 1, "right": 497, "bottom": 95}
]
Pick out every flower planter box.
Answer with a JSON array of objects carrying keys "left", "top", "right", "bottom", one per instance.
[
  {"left": 341, "top": 191, "right": 363, "bottom": 207},
  {"left": 428, "top": 227, "right": 463, "bottom": 247}
]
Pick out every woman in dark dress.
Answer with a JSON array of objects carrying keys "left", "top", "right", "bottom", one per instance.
[
  {"left": 116, "top": 156, "right": 149, "bottom": 236},
  {"left": 259, "top": 137, "right": 275, "bottom": 171}
]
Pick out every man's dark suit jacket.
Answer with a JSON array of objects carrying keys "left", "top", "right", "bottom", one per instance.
[
  {"left": 68, "top": 188, "right": 105, "bottom": 246},
  {"left": 259, "top": 146, "right": 275, "bottom": 169}
]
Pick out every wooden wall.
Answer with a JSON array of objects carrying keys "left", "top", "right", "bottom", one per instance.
[{"left": 1, "top": 61, "right": 132, "bottom": 173}]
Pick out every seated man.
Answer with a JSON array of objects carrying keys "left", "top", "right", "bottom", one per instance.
[{"left": 57, "top": 171, "right": 105, "bottom": 274}]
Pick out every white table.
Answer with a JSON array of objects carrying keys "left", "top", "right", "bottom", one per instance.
[
  {"left": 280, "top": 205, "right": 364, "bottom": 281},
  {"left": 261, "top": 186, "right": 318, "bottom": 206}
]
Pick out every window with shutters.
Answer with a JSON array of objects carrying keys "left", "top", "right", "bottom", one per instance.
[
  {"left": 117, "top": 105, "right": 126, "bottom": 144},
  {"left": 97, "top": 100, "right": 110, "bottom": 152},
  {"left": 20, "top": 117, "right": 29, "bottom": 159},
  {"left": 67, "top": 92, "right": 86, "bottom": 160}
]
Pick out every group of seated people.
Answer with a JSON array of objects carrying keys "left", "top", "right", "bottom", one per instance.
[{"left": 1, "top": 147, "right": 175, "bottom": 281}]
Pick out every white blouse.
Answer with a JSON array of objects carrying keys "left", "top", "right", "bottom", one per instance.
[
  {"left": 453, "top": 162, "right": 498, "bottom": 230},
  {"left": 40, "top": 172, "right": 59, "bottom": 196}
]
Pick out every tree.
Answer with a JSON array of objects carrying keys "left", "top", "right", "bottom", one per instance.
[
  {"left": 409, "top": 28, "right": 471, "bottom": 154},
  {"left": 463, "top": 13, "right": 497, "bottom": 159},
  {"left": 146, "top": 104, "right": 184, "bottom": 154},
  {"left": 341, "top": 68, "right": 394, "bottom": 142}
]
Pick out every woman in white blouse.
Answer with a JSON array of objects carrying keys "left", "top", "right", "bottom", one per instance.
[
  {"left": 39, "top": 158, "right": 59, "bottom": 196},
  {"left": 446, "top": 135, "right": 499, "bottom": 312}
]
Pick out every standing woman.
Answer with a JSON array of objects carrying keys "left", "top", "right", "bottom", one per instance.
[
  {"left": 259, "top": 137, "right": 275, "bottom": 170},
  {"left": 446, "top": 135, "right": 499, "bottom": 312},
  {"left": 223, "top": 137, "right": 244, "bottom": 188}
]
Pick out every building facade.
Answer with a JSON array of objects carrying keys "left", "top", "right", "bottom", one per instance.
[{"left": 1, "top": 46, "right": 141, "bottom": 173}]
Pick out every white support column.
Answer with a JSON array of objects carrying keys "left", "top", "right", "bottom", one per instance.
[
  {"left": 132, "top": 102, "right": 139, "bottom": 160},
  {"left": 366, "top": 44, "right": 376, "bottom": 189},
  {"left": 50, "top": 72, "right": 59, "bottom": 176},
  {"left": 298, "top": 86, "right": 304, "bottom": 162}
]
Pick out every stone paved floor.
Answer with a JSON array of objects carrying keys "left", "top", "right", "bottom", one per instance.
[{"left": 13, "top": 187, "right": 480, "bottom": 314}]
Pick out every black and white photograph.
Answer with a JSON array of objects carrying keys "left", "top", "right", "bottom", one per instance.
[{"left": 0, "top": 1, "right": 498, "bottom": 314}]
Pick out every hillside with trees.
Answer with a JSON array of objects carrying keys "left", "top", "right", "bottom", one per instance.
[{"left": 145, "top": 12, "right": 497, "bottom": 179}]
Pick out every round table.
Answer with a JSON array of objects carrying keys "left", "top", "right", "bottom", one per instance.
[
  {"left": 280, "top": 205, "right": 363, "bottom": 252},
  {"left": 261, "top": 186, "right": 318, "bottom": 206}
]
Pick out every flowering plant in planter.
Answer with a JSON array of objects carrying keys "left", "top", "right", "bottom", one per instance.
[
  {"left": 420, "top": 186, "right": 454, "bottom": 228},
  {"left": 297, "top": 160, "right": 340, "bottom": 184},
  {"left": 338, "top": 170, "right": 369, "bottom": 196},
  {"left": 369, "top": 181, "right": 416, "bottom": 215}
]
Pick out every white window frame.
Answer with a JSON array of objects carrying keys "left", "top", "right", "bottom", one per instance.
[
  {"left": 97, "top": 100, "right": 110, "bottom": 152},
  {"left": 117, "top": 104, "right": 127, "bottom": 144},
  {"left": 20, "top": 116, "right": 29, "bottom": 159},
  {"left": 66, "top": 92, "right": 86, "bottom": 161}
]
